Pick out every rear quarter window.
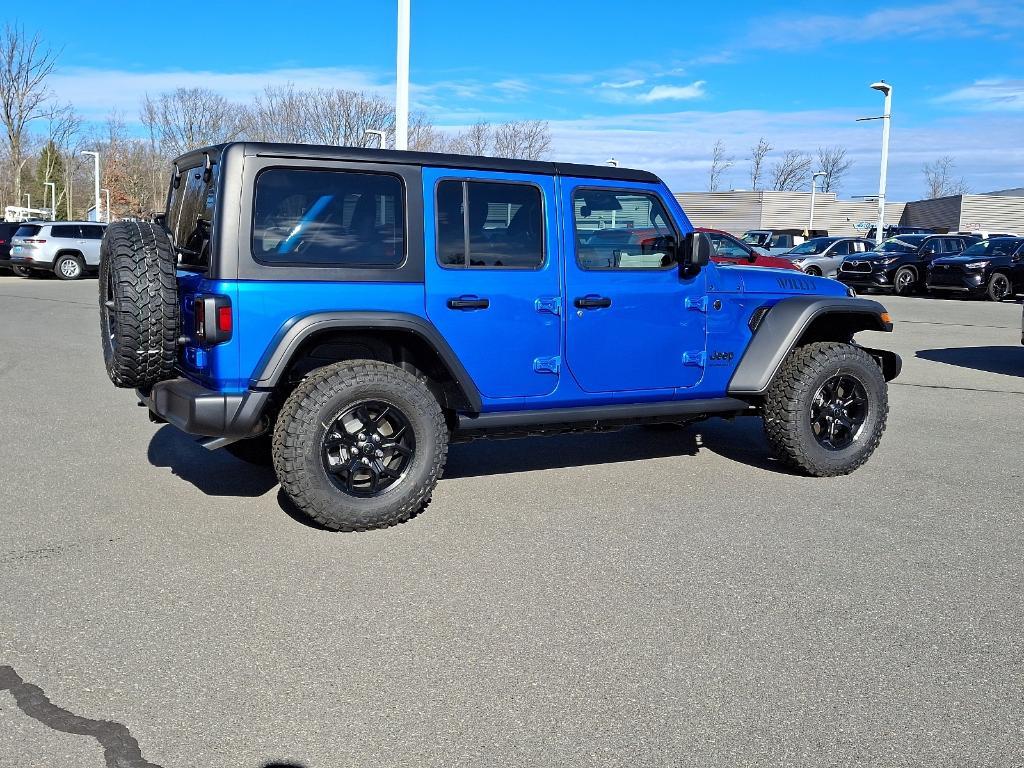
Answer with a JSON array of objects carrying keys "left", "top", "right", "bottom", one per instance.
[{"left": 252, "top": 168, "right": 405, "bottom": 268}]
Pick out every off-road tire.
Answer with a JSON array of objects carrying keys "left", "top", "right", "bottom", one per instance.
[
  {"left": 272, "top": 360, "right": 449, "bottom": 532},
  {"left": 98, "top": 221, "right": 179, "bottom": 388},
  {"left": 54, "top": 254, "right": 85, "bottom": 280},
  {"left": 762, "top": 342, "right": 888, "bottom": 477},
  {"left": 987, "top": 272, "right": 1011, "bottom": 302},
  {"left": 893, "top": 266, "right": 916, "bottom": 295}
]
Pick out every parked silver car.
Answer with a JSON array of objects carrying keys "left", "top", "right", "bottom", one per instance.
[
  {"left": 8, "top": 221, "right": 107, "bottom": 280},
  {"left": 785, "top": 236, "right": 874, "bottom": 278}
]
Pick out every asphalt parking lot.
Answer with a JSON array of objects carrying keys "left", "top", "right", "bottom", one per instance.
[{"left": 1, "top": 275, "right": 1022, "bottom": 768}]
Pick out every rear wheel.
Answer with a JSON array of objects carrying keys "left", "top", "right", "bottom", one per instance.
[
  {"left": 893, "top": 267, "right": 917, "bottom": 295},
  {"left": 54, "top": 254, "right": 85, "bottom": 280},
  {"left": 762, "top": 342, "right": 888, "bottom": 476},
  {"left": 987, "top": 272, "right": 1011, "bottom": 302},
  {"left": 273, "top": 360, "right": 449, "bottom": 531},
  {"left": 11, "top": 265, "right": 31, "bottom": 277}
]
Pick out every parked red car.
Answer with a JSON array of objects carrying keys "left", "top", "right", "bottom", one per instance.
[{"left": 696, "top": 227, "right": 802, "bottom": 270}]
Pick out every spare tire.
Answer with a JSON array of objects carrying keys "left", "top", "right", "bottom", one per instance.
[{"left": 99, "top": 221, "right": 180, "bottom": 388}]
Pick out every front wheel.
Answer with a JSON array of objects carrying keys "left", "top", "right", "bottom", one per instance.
[
  {"left": 803, "top": 265, "right": 822, "bottom": 276},
  {"left": 272, "top": 360, "right": 449, "bottom": 531},
  {"left": 893, "top": 267, "right": 917, "bottom": 295},
  {"left": 762, "top": 342, "right": 888, "bottom": 476},
  {"left": 987, "top": 272, "right": 1011, "bottom": 302}
]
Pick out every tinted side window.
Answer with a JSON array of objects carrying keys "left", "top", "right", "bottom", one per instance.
[
  {"left": 253, "top": 168, "right": 404, "bottom": 268},
  {"left": 82, "top": 226, "right": 105, "bottom": 240},
  {"left": 50, "top": 225, "right": 80, "bottom": 239},
  {"left": 437, "top": 180, "right": 543, "bottom": 269},
  {"left": 832, "top": 241, "right": 850, "bottom": 256},
  {"left": 574, "top": 189, "right": 677, "bottom": 270},
  {"left": 169, "top": 163, "right": 220, "bottom": 269},
  {"left": 14, "top": 225, "right": 41, "bottom": 238}
]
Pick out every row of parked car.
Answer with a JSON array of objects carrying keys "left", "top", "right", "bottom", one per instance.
[
  {"left": 0, "top": 220, "right": 107, "bottom": 279},
  {"left": 730, "top": 227, "right": 1023, "bottom": 302}
]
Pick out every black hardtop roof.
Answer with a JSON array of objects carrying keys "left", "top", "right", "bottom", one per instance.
[{"left": 176, "top": 142, "right": 662, "bottom": 184}]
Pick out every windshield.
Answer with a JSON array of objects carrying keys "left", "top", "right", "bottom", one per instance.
[
  {"left": 788, "top": 239, "right": 833, "bottom": 256},
  {"left": 959, "top": 239, "right": 1022, "bottom": 258},
  {"left": 874, "top": 238, "right": 917, "bottom": 253},
  {"left": 742, "top": 232, "right": 770, "bottom": 246}
]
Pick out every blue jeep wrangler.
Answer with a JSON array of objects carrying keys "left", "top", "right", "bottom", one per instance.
[{"left": 98, "top": 143, "right": 901, "bottom": 531}]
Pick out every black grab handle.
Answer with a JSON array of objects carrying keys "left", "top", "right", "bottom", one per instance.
[
  {"left": 573, "top": 296, "right": 612, "bottom": 309},
  {"left": 447, "top": 297, "right": 490, "bottom": 310}
]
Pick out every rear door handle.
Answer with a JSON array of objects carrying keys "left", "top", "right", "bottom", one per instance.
[
  {"left": 574, "top": 295, "right": 612, "bottom": 309},
  {"left": 447, "top": 296, "right": 490, "bottom": 310}
]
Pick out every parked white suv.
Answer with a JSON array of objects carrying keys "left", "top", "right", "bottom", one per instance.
[{"left": 9, "top": 221, "right": 107, "bottom": 280}]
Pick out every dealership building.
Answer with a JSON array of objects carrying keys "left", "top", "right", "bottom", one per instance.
[{"left": 674, "top": 187, "right": 1024, "bottom": 237}]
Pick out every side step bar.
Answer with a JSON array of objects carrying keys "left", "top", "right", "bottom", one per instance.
[{"left": 456, "top": 397, "right": 752, "bottom": 432}]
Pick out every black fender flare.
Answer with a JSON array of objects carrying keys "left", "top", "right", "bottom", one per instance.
[
  {"left": 728, "top": 296, "right": 895, "bottom": 395},
  {"left": 250, "top": 311, "right": 483, "bottom": 412}
]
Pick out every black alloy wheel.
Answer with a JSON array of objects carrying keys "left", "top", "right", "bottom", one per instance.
[
  {"left": 321, "top": 400, "right": 416, "bottom": 497},
  {"left": 809, "top": 374, "right": 868, "bottom": 451},
  {"left": 987, "top": 273, "right": 1011, "bottom": 302},
  {"left": 894, "top": 267, "right": 916, "bottom": 295}
]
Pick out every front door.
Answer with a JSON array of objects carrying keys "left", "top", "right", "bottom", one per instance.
[
  {"left": 562, "top": 181, "right": 707, "bottom": 393},
  {"left": 423, "top": 168, "right": 561, "bottom": 399}
]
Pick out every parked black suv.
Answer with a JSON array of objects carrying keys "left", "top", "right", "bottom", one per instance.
[
  {"left": 926, "top": 237, "right": 1024, "bottom": 301},
  {"left": 837, "top": 234, "right": 978, "bottom": 295},
  {"left": 0, "top": 221, "right": 28, "bottom": 275}
]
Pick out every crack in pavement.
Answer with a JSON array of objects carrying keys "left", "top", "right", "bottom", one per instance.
[
  {"left": 894, "top": 381, "right": 1024, "bottom": 396},
  {"left": 0, "top": 665, "right": 162, "bottom": 768},
  {"left": 0, "top": 292, "right": 96, "bottom": 308}
]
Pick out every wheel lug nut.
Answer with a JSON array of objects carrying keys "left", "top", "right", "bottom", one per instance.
[{"left": 375, "top": 450, "right": 383, "bottom": 458}]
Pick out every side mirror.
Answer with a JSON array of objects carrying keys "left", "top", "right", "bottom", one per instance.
[{"left": 679, "top": 231, "right": 711, "bottom": 276}]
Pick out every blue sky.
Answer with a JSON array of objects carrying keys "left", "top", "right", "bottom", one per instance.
[{"left": 21, "top": 0, "right": 1024, "bottom": 200}]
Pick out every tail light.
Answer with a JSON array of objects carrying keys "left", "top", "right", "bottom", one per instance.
[
  {"left": 193, "top": 294, "right": 232, "bottom": 346},
  {"left": 24, "top": 238, "right": 46, "bottom": 244}
]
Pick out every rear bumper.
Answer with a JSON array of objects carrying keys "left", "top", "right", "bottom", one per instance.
[{"left": 139, "top": 378, "right": 270, "bottom": 438}]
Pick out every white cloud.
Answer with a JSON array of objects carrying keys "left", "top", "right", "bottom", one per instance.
[
  {"left": 937, "top": 78, "right": 1024, "bottom": 111},
  {"left": 600, "top": 79, "right": 645, "bottom": 89},
  {"left": 637, "top": 81, "right": 706, "bottom": 103}
]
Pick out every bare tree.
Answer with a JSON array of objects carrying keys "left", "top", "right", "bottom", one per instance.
[
  {"left": 0, "top": 23, "right": 59, "bottom": 202},
  {"left": 243, "top": 85, "right": 394, "bottom": 147},
  {"left": 492, "top": 120, "right": 551, "bottom": 160},
  {"left": 141, "top": 88, "right": 244, "bottom": 158},
  {"left": 450, "top": 120, "right": 491, "bottom": 156},
  {"left": 749, "top": 137, "right": 772, "bottom": 191},
  {"left": 707, "top": 139, "right": 733, "bottom": 192},
  {"left": 816, "top": 145, "right": 852, "bottom": 193},
  {"left": 923, "top": 156, "right": 969, "bottom": 198},
  {"left": 408, "top": 112, "right": 450, "bottom": 153},
  {"left": 770, "top": 150, "right": 813, "bottom": 191}
]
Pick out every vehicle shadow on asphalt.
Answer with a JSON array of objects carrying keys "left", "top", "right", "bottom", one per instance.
[
  {"left": 916, "top": 346, "right": 1024, "bottom": 378},
  {"left": 147, "top": 425, "right": 278, "bottom": 497},
  {"left": 443, "top": 415, "right": 792, "bottom": 479}
]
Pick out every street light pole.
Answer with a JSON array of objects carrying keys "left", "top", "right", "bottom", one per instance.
[
  {"left": 24, "top": 193, "right": 30, "bottom": 212},
  {"left": 395, "top": 0, "right": 410, "bottom": 151},
  {"left": 808, "top": 171, "right": 827, "bottom": 234},
  {"left": 870, "top": 81, "right": 892, "bottom": 242},
  {"left": 44, "top": 182, "right": 56, "bottom": 220},
  {"left": 80, "top": 151, "right": 101, "bottom": 223},
  {"left": 102, "top": 188, "right": 111, "bottom": 223}
]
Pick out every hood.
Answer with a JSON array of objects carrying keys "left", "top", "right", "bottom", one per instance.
[
  {"left": 713, "top": 264, "right": 848, "bottom": 297},
  {"left": 931, "top": 254, "right": 1004, "bottom": 265}
]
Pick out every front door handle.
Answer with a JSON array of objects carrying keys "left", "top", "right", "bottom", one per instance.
[
  {"left": 574, "top": 295, "right": 612, "bottom": 309},
  {"left": 447, "top": 296, "right": 490, "bottom": 310}
]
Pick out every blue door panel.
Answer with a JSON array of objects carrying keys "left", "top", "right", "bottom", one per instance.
[
  {"left": 559, "top": 177, "right": 707, "bottom": 394},
  {"left": 422, "top": 168, "right": 561, "bottom": 399}
]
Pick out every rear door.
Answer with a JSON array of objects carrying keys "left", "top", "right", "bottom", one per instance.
[
  {"left": 81, "top": 225, "right": 105, "bottom": 264},
  {"left": 562, "top": 181, "right": 706, "bottom": 392},
  {"left": 423, "top": 168, "right": 561, "bottom": 399}
]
